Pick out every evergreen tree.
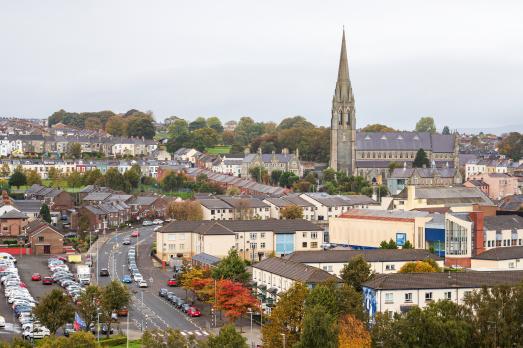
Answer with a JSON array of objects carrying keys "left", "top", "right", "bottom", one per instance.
[
  {"left": 295, "top": 304, "right": 338, "bottom": 348},
  {"left": 211, "top": 249, "right": 249, "bottom": 284},
  {"left": 413, "top": 148, "right": 430, "bottom": 168},
  {"left": 8, "top": 169, "right": 26, "bottom": 188},
  {"left": 340, "top": 255, "right": 373, "bottom": 292},
  {"left": 442, "top": 125, "right": 451, "bottom": 135},
  {"left": 39, "top": 203, "right": 52, "bottom": 223}
]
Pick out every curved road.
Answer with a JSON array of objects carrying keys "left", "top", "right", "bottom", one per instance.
[{"left": 96, "top": 226, "right": 208, "bottom": 338}]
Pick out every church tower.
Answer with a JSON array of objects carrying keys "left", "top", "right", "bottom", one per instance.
[{"left": 330, "top": 29, "right": 356, "bottom": 175}]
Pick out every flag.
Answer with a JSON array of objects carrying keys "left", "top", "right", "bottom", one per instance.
[{"left": 74, "top": 312, "right": 86, "bottom": 331}]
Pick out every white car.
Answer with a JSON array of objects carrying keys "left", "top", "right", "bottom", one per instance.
[
  {"left": 0, "top": 315, "right": 5, "bottom": 328},
  {"left": 138, "top": 280, "right": 148, "bottom": 288},
  {"left": 153, "top": 219, "right": 164, "bottom": 225},
  {"left": 142, "top": 220, "right": 153, "bottom": 226},
  {"left": 23, "top": 326, "right": 50, "bottom": 340},
  {"left": 133, "top": 274, "right": 143, "bottom": 282}
]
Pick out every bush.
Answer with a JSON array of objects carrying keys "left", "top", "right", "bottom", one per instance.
[{"left": 99, "top": 335, "right": 127, "bottom": 346}]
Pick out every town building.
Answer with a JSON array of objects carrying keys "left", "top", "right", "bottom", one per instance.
[
  {"left": 25, "top": 219, "right": 64, "bottom": 255},
  {"left": 284, "top": 249, "right": 443, "bottom": 276},
  {"left": 467, "top": 173, "right": 519, "bottom": 200},
  {"left": 262, "top": 195, "right": 317, "bottom": 221},
  {"left": 387, "top": 165, "right": 462, "bottom": 195},
  {"left": 471, "top": 246, "right": 523, "bottom": 270},
  {"left": 300, "top": 192, "right": 378, "bottom": 221},
  {"left": 362, "top": 271, "right": 523, "bottom": 319},
  {"left": 241, "top": 148, "right": 303, "bottom": 178},
  {"left": 156, "top": 219, "right": 325, "bottom": 262}
]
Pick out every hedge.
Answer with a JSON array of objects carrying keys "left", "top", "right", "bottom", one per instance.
[{"left": 99, "top": 335, "right": 127, "bottom": 346}]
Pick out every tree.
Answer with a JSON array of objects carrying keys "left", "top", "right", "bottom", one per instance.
[
  {"left": 338, "top": 314, "right": 371, "bottom": 348},
  {"left": 104, "top": 168, "right": 130, "bottom": 192},
  {"left": 261, "top": 283, "right": 309, "bottom": 348},
  {"left": 295, "top": 304, "right": 338, "bottom": 348},
  {"left": 211, "top": 249, "right": 249, "bottom": 283},
  {"left": 127, "top": 114, "right": 155, "bottom": 139},
  {"left": 189, "top": 117, "right": 207, "bottom": 132},
  {"left": 413, "top": 148, "right": 430, "bottom": 168},
  {"left": 292, "top": 180, "right": 312, "bottom": 192},
  {"left": 379, "top": 239, "right": 398, "bottom": 249},
  {"left": 498, "top": 132, "right": 523, "bottom": 161},
  {"left": 84, "top": 117, "right": 102, "bottom": 130},
  {"left": 399, "top": 260, "right": 439, "bottom": 273},
  {"left": 277, "top": 116, "right": 315, "bottom": 130},
  {"left": 100, "top": 280, "right": 131, "bottom": 337},
  {"left": 124, "top": 164, "right": 142, "bottom": 189},
  {"left": 279, "top": 171, "right": 299, "bottom": 188},
  {"left": 403, "top": 240, "right": 414, "bottom": 249},
  {"left": 340, "top": 255, "right": 373, "bottom": 292},
  {"left": 105, "top": 115, "right": 127, "bottom": 136},
  {"left": 361, "top": 124, "right": 397, "bottom": 132},
  {"left": 280, "top": 205, "right": 304, "bottom": 219},
  {"left": 167, "top": 201, "right": 203, "bottom": 221},
  {"left": 0, "top": 163, "right": 10, "bottom": 177},
  {"left": 442, "top": 125, "right": 451, "bottom": 135},
  {"left": 47, "top": 167, "right": 60, "bottom": 181},
  {"left": 226, "top": 187, "right": 241, "bottom": 196},
  {"left": 66, "top": 171, "right": 83, "bottom": 189},
  {"left": 25, "top": 170, "right": 42, "bottom": 186},
  {"left": 8, "top": 169, "right": 26, "bottom": 188},
  {"left": 388, "top": 161, "right": 402, "bottom": 174},
  {"left": 207, "top": 117, "right": 224, "bottom": 133},
  {"left": 32, "top": 289, "right": 75, "bottom": 334},
  {"left": 76, "top": 285, "right": 103, "bottom": 331},
  {"left": 168, "top": 119, "right": 190, "bottom": 139},
  {"left": 415, "top": 116, "right": 436, "bottom": 133},
  {"left": 202, "top": 324, "right": 248, "bottom": 348},
  {"left": 180, "top": 267, "right": 206, "bottom": 292},
  {"left": 67, "top": 142, "right": 82, "bottom": 159},
  {"left": 191, "top": 128, "right": 221, "bottom": 151},
  {"left": 248, "top": 166, "right": 268, "bottom": 183},
  {"left": 161, "top": 171, "right": 186, "bottom": 192},
  {"left": 38, "top": 332, "right": 97, "bottom": 348},
  {"left": 39, "top": 203, "right": 52, "bottom": 223},
  {"left": 82, "top": 169, "right": 102, "bottom": 185},
  {"left": 215, "top": 280, "right": 259, "bottom": 322}
]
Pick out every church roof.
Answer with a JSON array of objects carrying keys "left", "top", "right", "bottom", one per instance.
[{"left": 356, "top": 132, "right": 455, "bottom": 152}]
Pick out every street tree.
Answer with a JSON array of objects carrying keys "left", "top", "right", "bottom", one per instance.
[
  {"left": 167, "top": 201, "right": 203, "bottom": 221},
  {"left": 192, "top": 278, "right": 216, "bottom": 305},
  {"left": 280, "top": 205, "right": 303, "bottom": 219},
  {"left": 211, "top": 249, "right": 249, "bottom": 283},
  {"left": 261, "top": 283, "right": 309, "bottom": 348},
  {"left": 415, "top": 116, "right": 436, "bottom": 133},
  {"left": 295, "top": 304, "right": 338, "bottom": 348},
  {"left": 100, "top": 280, "right": 131, "bottom": 337},
  {"left": 413, "top": 148, "right": 430, "bottom": 168},
  {"left": 340, "top": 255, "right": 373, "bottom": 292},
  {"left": 202, "top": 324, "right": 248, "bottom": 348},
  {"left": 399, "top": 260, "right": 439, "bottom": 273},
  {"left": 379, "top": 239, "right": 398, "bottom": 249},
  {"left": 215, "top": 280, "right": 259, "bottom": 323},
  {"left": 338, "top": 314, "right": 371, "bottom": 348},
  {"left": 39, "top": 203, "right": 52, "bottom": 223},
  {"left": 67, "top": 142, "right": 82, "bottom": 159},
  {"left": 32, "top": 289, "right": 75, "bottom": 334},
  {"left": 76, "top": 285, "right": 103, "bottom": 332},
  {"left": 66, "top": 171, "right": 83, "bottom": 189},
  {"left": 8, "top": 169, "right": 26, "bottom": 188}
]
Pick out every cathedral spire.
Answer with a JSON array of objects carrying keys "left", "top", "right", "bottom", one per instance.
[{"left": 334, "top": 28, "right": 353, "bottom": 103}]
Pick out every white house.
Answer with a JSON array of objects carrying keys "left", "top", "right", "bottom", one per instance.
[{"left": 300, "top": 192, "right": 378, "bottom": 221}]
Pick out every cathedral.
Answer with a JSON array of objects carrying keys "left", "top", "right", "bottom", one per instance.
[{"left": 330, "top": 30, "right": 459, "bottom": 183}]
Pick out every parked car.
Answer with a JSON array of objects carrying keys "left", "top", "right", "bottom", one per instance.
[
  {"left": 122, "top": 239, "right": 131, "bottom": 245},
  {"left": 63, "top": 323, "right": 75, "bottom": 336},
  {"left": 159, "top": 288, "right": 168, "bottom": 297},
  {"left": 121, "top": 275, "right": 132, "bottom": 284},
  {"left": 117, "top": 307, "right": 129, "bottom": 317},
  {"left": 31, "top": 273, "right": 41, "bottom": 281},
  {"left": 99, "top": 268, "right": 109, "bottom": 277},
  {"left": 153, "top": 219, "right": 163, "bottom": 225},
  {"left": 187, "top": 307, "right": 201, "bottom": 317},
  {"left": 139, "top": 280, "right": 148, "bottom": 288},
  {"left": 175, "top": 297, "right": 185, "bottom": 308},
  {"left": 167, "top": 278, "right": 178, "bottom": 287},
  {"left": 42, "top": 277, "right": 53, "bottom": 285},
  {"left": 0, "top": 315, "right": 5, "bottom": 328},
  {"left": 181, "top": 303, "right": 191, "bottom": 313},
  {"left": 131, "top": 230, "right": 140, "bottom": 237},
  {"left": 142, "top": 220, "right": 153, "bottom": 226}
]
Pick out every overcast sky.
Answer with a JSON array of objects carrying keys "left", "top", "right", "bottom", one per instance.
[{"left": 1, "top": 1, "right": 522, "bottom": 131}]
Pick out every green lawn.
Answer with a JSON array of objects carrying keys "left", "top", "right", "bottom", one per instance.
[
  {"left": 206, "top": 145, "right": 231, "bottom": 154},
  {"left": 111, "top": 339, "right": 141, "bottom": 348},
  {"left": 9, "top": 179, "right": 85, "bottom": 193}
]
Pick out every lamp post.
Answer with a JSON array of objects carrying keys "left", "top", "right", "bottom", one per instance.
[
  {"left": 126, "top": 308, "right": 129, "bottom": 348},
  {"left": 281, "top": 333, "right": 286, "bottom": 348}
]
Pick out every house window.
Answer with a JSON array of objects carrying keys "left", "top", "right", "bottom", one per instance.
[
  {"left": 250, "top": 243, "right": 257, "bottom": 249},
  {"left": 302, "top": 242, "right": 307, "bottom": 248},
  {"left": 425, "top": 292, "right": 433, "bottom": 302},
  {"left": 311, "top": 242, "right": 318, "bottom": 248},
  {"left": 168, "top": 244, "right": 175, "bottom": 250},
  {"left": 384, "top": 293, "right": 394, "bottom": 304},
  {"left": 405, "top": 293, "right": 412, "bottom": 303},
  {"left": 260, "top": 233, "right": 265, "bottom": 239},
  {"left": 179, "top": 244, "right": 184, "bottom": 250},
  {"left": 250, "top": 233, "right": 257, "bottom": 240},
  {"left": 385, "top": 264, "right": 396, "bottom": 271},
  {"left": 211, "top": 209, "right": 215, "bottom": 215},
  {"left": 322, "top": 265, "right": 333, "bottom": 272},
  {"left": 38, "top": 236, "right": 44, "bottom": 242},
  {"left": 509, "top": 262, "right": 515, "bottom": 269},
  {"left": 260, "top": 242, "right": 266, "bottom": 249},
  {"left": 302, "top": 232, "right": 307, "bottom": 238},
  {"left": 311, "top": 232, "right": 318, "bottom": 239},
  {"left": 445, "top": 292, "right": 452, "bottom": 300}
]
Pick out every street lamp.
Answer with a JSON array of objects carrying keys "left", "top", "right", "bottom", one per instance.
[
  {"left": 281, "top": 333, "right": 286, "bottom": 348},
  {"left": 247, "top": 308, "right": 253, "bottom": 336}
]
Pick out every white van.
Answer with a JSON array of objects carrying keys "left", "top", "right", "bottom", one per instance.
[{"left": 0, "top": 253, "right": 17, "bottom": 263}]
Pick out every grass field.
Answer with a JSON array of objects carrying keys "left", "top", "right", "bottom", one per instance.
[
  {"left": 206, "top": 145, "right": 231, "bottom": 154},
  {"left": 9, "top": 179, "right": 86, "bottom": 193},
  {"left": 112, "top": 340, "right": 141, "bottom": 348}
]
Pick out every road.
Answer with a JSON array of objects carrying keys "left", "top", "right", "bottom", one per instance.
[{"left": 95, "top": 226, "right": 210, "bottom": 339}]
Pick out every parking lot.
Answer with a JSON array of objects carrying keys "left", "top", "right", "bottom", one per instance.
[{"left": 16, "top": 255, "right": 61, "bottom": 301}]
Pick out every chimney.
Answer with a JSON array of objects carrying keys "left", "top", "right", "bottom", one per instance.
[
  {"left": 407, "top": 185, "right": 416, "bottom": 200},
  {"left": 469, "top": 210, "right": 485, "bottom": 256}
]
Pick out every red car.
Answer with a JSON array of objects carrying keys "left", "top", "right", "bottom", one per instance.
[
  {"left": 19, "top": 282, "right": 27, "bottom": 288},
  {"left": 31, "top": 273, "right": 41, "bottom": 281},
  {"left": 131, "top": 230, "right": 140, "bottom": 237},
  {"left": 42, "top": 276, "right": 53, "bottom": 285},
  {"left": 58, "top": 256, "right": 67, "bottom": 262},
  {"left": 167, "top": 278, "right": 178, "bottom": 287},
  {"left": 187, "top": 307, "right": 201, "bottom": 317}
]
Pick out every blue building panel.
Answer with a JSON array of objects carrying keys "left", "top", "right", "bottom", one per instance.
[{"left": 275, "top": 234, "right": 294, "bottom": 256}]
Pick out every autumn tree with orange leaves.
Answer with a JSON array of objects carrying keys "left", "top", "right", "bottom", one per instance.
[
  {"left": 338, "top": 314, "right": 371, "bottom": 348},
  {"left": 215, "top": 279, "right": 259, "bottom": 322}
]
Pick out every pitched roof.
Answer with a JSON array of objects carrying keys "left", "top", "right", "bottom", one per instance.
[
  {"left": 356, "top": 132, "right": 455, "bottom": 152},
  {"left": 474, "top": 246, "right": 523, "bottom": 260},
  {"left": 0, "top": 209, "right": 28, "bottom": 219},
  {"left": 285, "top": 249, "right": 442, "bottom": 263},
  {"left": 304, "top": 193, "right": 377, "bottom": 207},
  {"left": 396, "top": 186, "right": 493, "bottom": 206},
  {"left": 13, "top": 200, "right": 43, "bottom": 213},
  {"left": 192, "top": 253, "right": 221, "bottom": 266},
  {"left": 130, "top": 196, "right": 158, "bottom": 206},
  {"left": 197, "top": 199, "right": 233, "bottom": 209},
  {"left": 83, "top": 192, "right": 112, "bottom": 201},
  {"left": 253, "top": 257, "right": 339, "bottom": 283},
  {"left": 363, "top": 271, "right": 523, "bottom": 290},
  {"left": 159, "top": 219, "right": 323, "bottom": 234},
  {"left": 25, "top": 218, "right": 62, "bottom": 236},
  {"left": 483, "top": 215, "right": 523, "bottom": 231},
  {"left": 218, "top": 196, "right": 269, "bottom": 209}
]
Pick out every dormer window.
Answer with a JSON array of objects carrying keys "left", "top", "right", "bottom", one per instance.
[
  {"left": 397, "top": 135, "right": 403, "bottom": 140},
  {"left": 413, "top": 135, "right": 419, "bottom": 140},
  {"left": 365, "top": 135, "right": 371, "bottom": 140},
  {"left": 381, "top": 135, "right": 387, "bottom": 140}
]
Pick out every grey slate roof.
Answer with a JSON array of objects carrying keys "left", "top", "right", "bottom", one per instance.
[
  {"left": 363, "top": 271, "right": 523, "bottom": 290},
  {"left": 197, "top": 199, "right": 233, "bottom": 210},
  {"left": 396, "top": 186, "right": 493, "bottom": 206},
  {"left": 356, "top": 132, "right": 455, "bottom": 152},
  {"left": 130, "top": 196, "right": 158, "bottom": 206},
  {"left": 218, "top": 196, "right": 269, "bottom": 209},
  {"left": 83, "top": 192, "right": 112, "bottom": 201},
  {"left": 483, "top": 215, "right": 523, "bottom": 231},
  {"left": 253, "top": 257, "right": 338, "bottom": 283},
  {"left": 304, "top": 193, "right": 377, "bottom": 207},
  {"left": 0, "top": 209, "right": 29, "bottom": 219},
  {"left": 13, "top": 200, "right": 43, "bottom": 213},
  {"left": 474, "top": 246, "right": 523, "bottom": 260},
  {"left": 192, "top": 253, "right": 221, "bottom": 266},
  {"left": 284, "top": 249, "right": 442, "bottom": 263},
  {"left": 389, "top": 167, "right": 457, "bottom": 179}
]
